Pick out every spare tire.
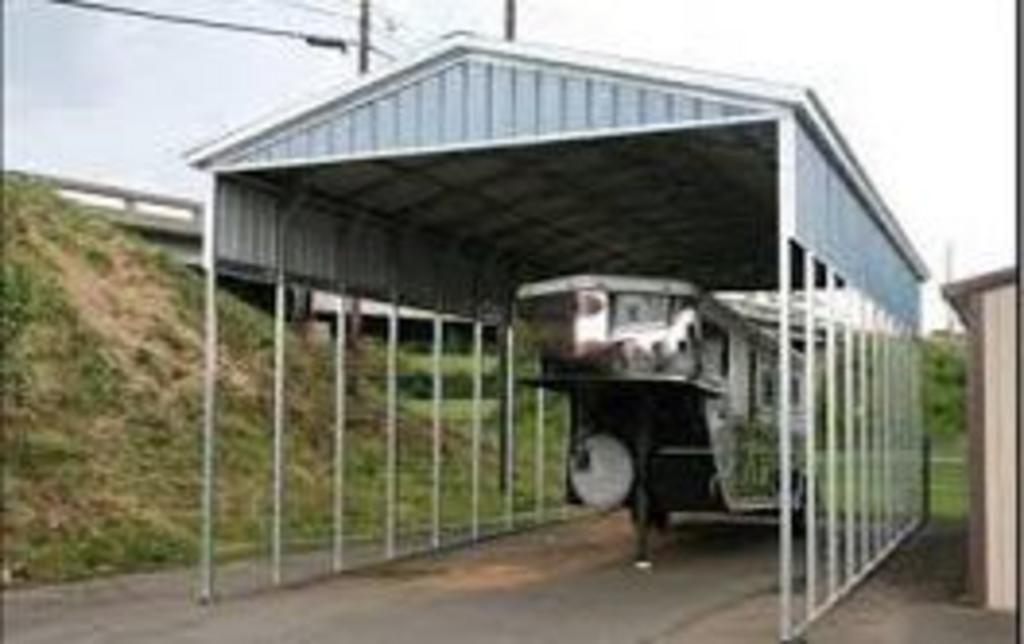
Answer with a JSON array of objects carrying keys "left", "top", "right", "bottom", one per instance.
[{"left": 569, "top": 433, "right": 635, "bottom": 510}]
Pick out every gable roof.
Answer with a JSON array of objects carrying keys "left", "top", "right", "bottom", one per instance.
[
  {"left": 186, "top": 32, "right": 928, "bottom": 280},
  {"left": 943, "top": 267, "right": 1018, "bottom": 326}
]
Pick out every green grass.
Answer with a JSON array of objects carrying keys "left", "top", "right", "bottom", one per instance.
[
  {"left": 0, "top": 176, "right": 572, "bottom": 583},
  {"left": 928, "top": 433, "right": 967, "bottom": 520}
]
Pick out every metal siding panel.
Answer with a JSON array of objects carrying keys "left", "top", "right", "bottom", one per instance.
[
  {"left": 492, "top": 65, "right": 515, "bottom": 139},
  {"left": 312, "top": 124, "right": 331, "bottom": 157},
  {"left": 702, "top": 100, "right": 725, "bottom": 119},
  {"left": 674, "top": 94, "right": 698, "bottom": 121},
  {"left": 397, "top": 84, "right": 419, "bottom": 148},
  {"left": 418, "top": 75, "right": 442, "bottom": 147},
  {"left": 442, "top": 64, "right": 466, "bottom": 143},
  {"left": 466, "top": 61, "right": 490, "bottom": 141},
  {"left": 538, "top": 71, "right": 562, "bottom": 135},
  {"left": 352, "top": 105, "right": 373, "bottom": 153},
  {"left": 513, "top": 68, "right": 538, "bottom": 136},
  {"left": 615, "top": 85, "right": 640, "bottom": 127},
  {"left": 644, "top": 89, "right": 670, "bottom": 124},
  {"left": 376, "top": 95, "right": 398, "bottom": 151},
  {"left": 327, "top": 114, "right": 349, "bottom": 155},
  {"left": 215, "top": 178, "right": 278, "bottom": 271},
  {"left": 795, "top": 121, "right": 920, "bottom": 325},
  {"left": 564, "top": 76, "right": 588, "bottom": 130},
  {"left": 591, "top": 80, "right": 615, "bottom": 128},
  {"left": 215, "top": 55, "right": 774, "bottom": 167}
]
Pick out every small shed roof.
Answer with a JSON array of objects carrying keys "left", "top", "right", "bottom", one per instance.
[{"left": 943, "top": 267, "right": 1017, "bottom": 327}]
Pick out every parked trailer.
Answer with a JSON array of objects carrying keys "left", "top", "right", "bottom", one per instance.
[{"left": 518, "top": 275, "right": 808, "bottom": 564}]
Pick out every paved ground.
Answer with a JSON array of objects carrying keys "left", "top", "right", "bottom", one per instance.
[{"left": 3, "top": 514, "right": 1014, "bottom": 644}]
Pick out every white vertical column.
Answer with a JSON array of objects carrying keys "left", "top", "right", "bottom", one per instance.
[
  {"left": 843, "top": 286, "right": 855, "bottom": 582},
  {"left": 561, "top": 392, "right": 571, "bottom": 519},
  {"left": 333, "top": 293, "right": 347, "bottom": 572},
  {"left": 858, "top": 293, "right": 869, "bottom": 568},
  {"left": 900, "top": 326, "right": 909, "bottom": 532},
  {"left": 271, "top": 267, "right": 286, "bottom": 585},
  {"left": 825, "top": 268, "right": 838, "bottom": 596},
  {"left": 535, "top": 385, "right": 546, "bottom": 522},
  {"left": 804, "top": 251, "right": 817, "bottom": 617},
  {"left": 873, "top": 306, "right": 884, "bottom": 552},
  {"left": 504, "top": 320, "right": 516, "bottom": 529},
  {"left": 471, "top": 319, "right": 483, "bottom": 540},
  {"left": 384, "top": 295, "right": 398, "bottom": 559},
  {"left": 882, "top": 314, "right": 892, "bottom": 544},
  {"left": 776, "top": 115, "right": 797, "bottom": 643},
  {"left": 895, "top": 326, "right": 903, "bottom": 534},
  {"left": 198, "top": 184, "right": 219, "bottom": 603},
  {"left": 431, "top": 311, "right": 443, "bottom": 549}
]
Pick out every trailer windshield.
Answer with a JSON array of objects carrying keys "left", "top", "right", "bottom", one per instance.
[{"left": 612, "top": 293, "right": 669, "bottom": 330}]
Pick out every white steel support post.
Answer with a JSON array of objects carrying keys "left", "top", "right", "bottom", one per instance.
[
  {"left": 777, "top": 115, "right": 797, "bottom": 644},
  {"left": 897, "top": 323, "right": 905, "bottom": 528},
  {"left": 471, "top": 319, "right": 483, "bottom": 540},
  {"left": 385, "top": 292, "right": 398, "bottom": 559},
  {"left": 895, "top": 328, "right": 904, "bottom": 534},
  {"left": 880, "top": 316, "right": 887, "bottom": 544},
  {"left": 909, "top": 330, "right": 916, "bottom": 528},
  {"left": 431, "top": 310, "right": 443, "bottom": 549},
  {"left": 535, "top": 378, "right": 546, "bottom": 522},
  {"left": 198, "top": 184, "right": 218, "bottom": 604},
  {"left": 906, "top": 330, "right": 913, "bottom": 528},
  {"left": 333, "top": 293, "right": 347, "bottom": 572},
  {"left": 873, "top": 307, "right": 884, "bottom": 552},
  {"left": 843, "top": 286, "right": 855, "bottom": 581},
  {"left": 271, "top": 253, "right": 287, "bottom": 586},
  {"left": 825, "top": 268, "right": 838, "bottom": 596},
  {"left": 561, "top": 393, "right": 571, "bottom": 519},
  {"left": 916, "top": 337, "right": 925, "bottom": 524},
  {"left": 858, "top": 294, "right": 869, "bottom": 567},
  {"left": 504, "top": 317, "right": 516, "bottom": 529},
  {"left": 803, "top": 250, "right": 817, "bottom": 617},
  {"left": 880, "top": 313, "right": 888, "bottom": 544}
]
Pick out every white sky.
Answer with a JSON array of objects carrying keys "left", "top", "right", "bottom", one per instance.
[{"left": 4, "top": 0, "right": 1016, "bottom": 330}]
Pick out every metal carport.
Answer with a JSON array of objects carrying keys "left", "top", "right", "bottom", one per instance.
[{"left": 188, "top": 33, "right": 929, "bottom": 642}]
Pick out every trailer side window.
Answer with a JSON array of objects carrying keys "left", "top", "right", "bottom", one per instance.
[
  {"left": 760, "top": 368, "right": 776, "bottom": 407},
  {"left": 703, "top": 321, "right": 730, "bottom": 379},
  {"left": 612, "top": 293, "right": 669, "bottom": 329}
]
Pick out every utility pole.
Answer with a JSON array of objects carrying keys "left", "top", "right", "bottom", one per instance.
[
  {"left": 349, "top": 0, "right": 370, "bottom": 353},
  {"left": 504, "top": 0, "right": 516, "bottom": 41},
  {"left": 358, "top": 0, "right": 371, "bottom": 74}
]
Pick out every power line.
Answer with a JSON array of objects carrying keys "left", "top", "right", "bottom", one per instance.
[
  {"left": 267, "top": 0, "right": 343, "bottom": 18},
  {"left": 48, "top": 0, "right": 351, "bottom": 50},
  {"left": 264, "top": 0, "right": 395, "bottom": 31}
]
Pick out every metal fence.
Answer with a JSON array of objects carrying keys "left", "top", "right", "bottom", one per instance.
[
  {"left": 198, "top": 264, "right": 581, "bottom": 599},
  {"left": 776, "top": 234, "right": 927, "bottom": 641}
]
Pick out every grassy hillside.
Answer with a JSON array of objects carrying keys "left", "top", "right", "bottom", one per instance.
[{"left": 1, "top": 177, "right": 568, "bottom": 584}]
